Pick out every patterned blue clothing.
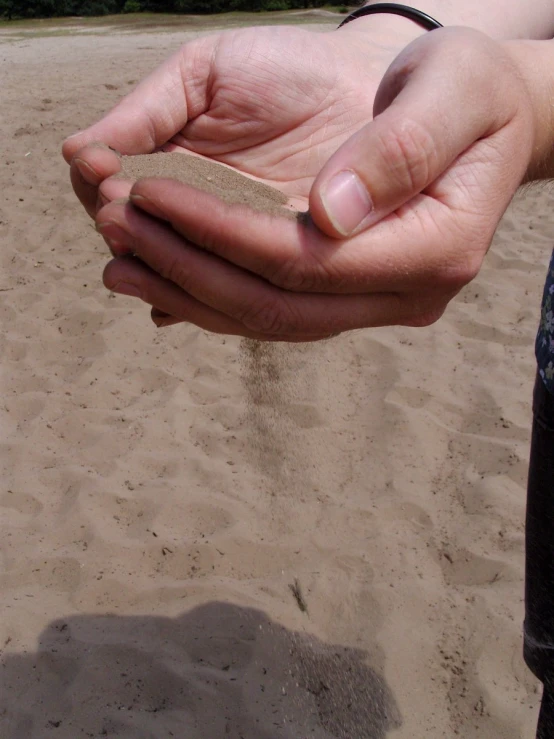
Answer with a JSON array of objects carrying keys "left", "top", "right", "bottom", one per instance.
[{"left": 536, "top": 249, "right": 554, "bottom": 394}]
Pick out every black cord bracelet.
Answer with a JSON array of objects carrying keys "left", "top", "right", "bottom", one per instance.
[{"left": 338, "top": 3, "right": 443, "bottom": 31}]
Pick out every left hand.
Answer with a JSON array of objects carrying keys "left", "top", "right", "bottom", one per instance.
[{"left": 90, "top": 29, "right": 536, "bottom": 340}]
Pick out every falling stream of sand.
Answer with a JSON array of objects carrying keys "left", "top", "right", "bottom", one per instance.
[{"left": 117, "top": 153, "right": 394, "bottom": 737}]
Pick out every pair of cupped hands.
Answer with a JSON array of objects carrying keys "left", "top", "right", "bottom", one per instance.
[{"left": 63, "top": 23, "right": 538, "bottom": 341}]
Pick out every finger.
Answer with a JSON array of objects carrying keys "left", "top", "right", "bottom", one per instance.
[
  {"left": 62, "top": 36, "right": 217, "bottom": 163},
  {"left": 309, "top": 27, "right": 520, "bottom": 237},
  {"left": 96, "top": 200, "right": 444, "bottom": 333},
  {"left": 103, "top": 257, "right": 334, "bottom": 342},
  {"left": 99, "top": 177, "right": 133, "bottom": 206},
  {"left": 127, "top": 176, "right": 469, "bottom": 295},
  {"left": 70, "top": 144, "right": 122, "bottom": 217},
  {"left": 151, "top": 307, "right": 173, "bottom": 323}
]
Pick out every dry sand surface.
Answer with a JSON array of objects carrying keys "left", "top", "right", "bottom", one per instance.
[
  {"left": 1, "top": 19, "right": 553, "bottom": 739},
  {"left": 118, "top": 153, "right": 296, "bottom": 219}
]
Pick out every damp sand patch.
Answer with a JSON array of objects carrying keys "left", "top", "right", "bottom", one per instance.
[{"left": 118, "top": 152, "right": 299, "bottom": 220}]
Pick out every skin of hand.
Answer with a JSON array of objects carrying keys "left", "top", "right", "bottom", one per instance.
[
  {"left": 63, "top": 20, "right": 425, "bottom": 339},
  {"left": 64, "top": 26, "right": 539, "bottom": 341},
  {"left": 63, "top": 22, "right": 425, "bottom": 214}
]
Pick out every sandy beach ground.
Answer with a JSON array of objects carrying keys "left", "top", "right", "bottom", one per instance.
[{"left": 1, "top": 14, "right": 553, "bottom": 739}]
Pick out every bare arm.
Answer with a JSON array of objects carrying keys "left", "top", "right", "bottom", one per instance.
[
  {"left": 349, "top": 0, "right": 554, "bottom": 40},
  {"left": 507, "top": 39, "right": 554, "bottom": 180}
]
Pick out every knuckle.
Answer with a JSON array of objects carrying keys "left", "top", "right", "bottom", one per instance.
[
  {"left": 193, "top": 224, "right": 219, "bottom": 254},
  {"left": 239, "top": 297, "right": 298, "bottom": 336},
  {"left": 376, "top": 118, "right": 435, "bottom": 193},
  {"left": 263, "top": 257, "right": 303, "bottom": 290},
  {"left": 270, "top": 260, "right": 323, "bottom": 292},
  {"left": 446, "top": 264, "right": 479, "bottom": 292},
  {"left": 267, "top": 256, "right": 346, "bottom": 293},
  {"left": 425, "top": 218, "right": 488, "bottom": 291},
  {"left": 160, "top": 254, "right": 193, "bottom": 292},
  {"left": 441, "top": 247, "right": 485, "bottom": 292}
]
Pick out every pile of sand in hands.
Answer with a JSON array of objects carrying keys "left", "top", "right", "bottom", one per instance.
[{"left": 118, "top": 152, "right": 298, "bottom": 220}]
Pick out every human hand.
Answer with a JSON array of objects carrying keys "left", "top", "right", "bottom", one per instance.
[
  {"left": 63, "top": 21, "right": 421, "bottom": 218},
  {"left": 90, "top": 27, "right": 539, "bottom": 340},
  {"left": 64, "top": 19, "right": 427, "bottom": 337}
]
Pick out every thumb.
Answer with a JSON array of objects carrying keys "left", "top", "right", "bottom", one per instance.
[
  {"left": 309, "top": 28, "right": 516, "bottom": 238},
  {"left": 62, "top": 36, "right": 217, "bottom": 164}
]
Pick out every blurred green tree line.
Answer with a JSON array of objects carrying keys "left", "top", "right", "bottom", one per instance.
[{"left": 0, "top": 0, "right": 345, "bottom": 20}]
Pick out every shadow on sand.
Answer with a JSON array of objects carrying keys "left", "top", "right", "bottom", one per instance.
[{"left": 1, "top": 602, "right": 401, "bottom": 738}]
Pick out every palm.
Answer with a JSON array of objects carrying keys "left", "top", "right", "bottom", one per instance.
[
  {"left": 165, "top": 27, "right": 385, "bottom": 208},
  {"left": 64, "top": 25, "right": 400, "bottom": 217}
]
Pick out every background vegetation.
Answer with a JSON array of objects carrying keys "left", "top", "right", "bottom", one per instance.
[{"left": 0, "top": 0, "right": 353, "bottom": 19}]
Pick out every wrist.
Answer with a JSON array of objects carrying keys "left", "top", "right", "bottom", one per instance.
[
  {"left": 340, "top": 0, "right": 554, "bottom": 40},
  {"left": 504, "top": 40, "right": 554, "bottom": 181},
  {"left": 336, "top": 13, "right": 425, "bottom": 69}
]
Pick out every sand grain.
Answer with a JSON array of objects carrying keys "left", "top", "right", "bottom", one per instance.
[{"left": 119, "top": 152, "right": 297, "bottom": 219}]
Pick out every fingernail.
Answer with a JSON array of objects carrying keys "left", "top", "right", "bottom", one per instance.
[
  {"left": 130, "top": 193, "right": 165, "bottom": 219},
  {"left": 112, "top": 282, "right": 142, "bottom": 299},
  {"left": 74, "top": 157, "right": 98, "bottom": 184},
  {"left": 96, "top": 222, "right": 130, "bottom": 244},
  {"left": 321, "top": 170, "right": 372, "bottom": 236},
  {"left": 106, "top": 240, "right": 131, "bottom": 257},
  {"left": 154, "top": 317, "right": 180, "bottom": 328},
  {"left": 151, "top": 309, "right": 179, "bottom": 328}
]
